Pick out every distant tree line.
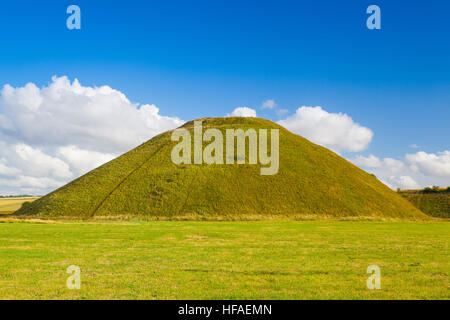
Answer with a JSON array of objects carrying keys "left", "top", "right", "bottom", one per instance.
[
  {"left": 397, "top": 186, "right": 450, "bottom": 194},
  {"left": 421, "top": 186, "right": 450, "bottom": 194},
  {"left": 0, "top": 194, "right": 36, "bottom": 198}
]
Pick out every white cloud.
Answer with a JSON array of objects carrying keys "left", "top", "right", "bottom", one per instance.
[
  {"left": 0, "top": 142, "right": 71, "bottom": 193},
  {"left": 0, "top": 175, "right": 62, "bottom": 190},
  {"left": 383, "top": 158, "right": 405, "bottom": 173},
  {"left": 379, "top": 179, "right": 394, "bottom": 190},
  {"left": 261, "top": 99, "right": 277, "bottom": 109},
  {"left": 409, "top": 144, "right": 419, "bottom": 149},
  {"left": 349, "top": 151, "right": 450, "bottom": 190},
  {"left": 388, "top": 176, "right": 421, "bottom": 190},
  {"left": 278, "top": 106, "right": 373, "bottom": 152},
  {"left": 227, "top": 107, "right": 257, "bottom": 117},
  {"left": 0, "top": 161, "right": 21, "bottom": 176},
  {"left": 350, "top": 154, "right": 381, "bottom": 168},
  {"left": 58, "top": 146, "right": 116, "bottom": 176},
  {"left": 0, "top": 76, "right": 184, "bottom": 194},
  {"left": 406, "top": 151, "right": 450, "bottom": 178},
  {"left": 14, "top": 144, "right": 72, "bottom": 179},
  {"left": 0, "top": 114, "right": 13, "bottom": 130},
  {"left": 0, "top": 76, "right": 183, "bottom": 153}
]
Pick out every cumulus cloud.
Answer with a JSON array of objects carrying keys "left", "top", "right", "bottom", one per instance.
[
  {"left": 14, "top": 144, "right": 72, "bottom": 180},
  {"left": 350, "top": 154, "right": 382, "bottom": 168},
  {"left": 57, "top": 146, "right": 116, "bottom": 176},
  {"left": 383, "top": 158, "right": 405, "bottom": 173},
  {"left": 0, "top": 176, "right": 62, "bottom": 190},
  {"left": 406, "top": 151, "right": 450, "bottom": 177},
  {"left": 278, "top": 106, "right": 373, "bottom": 152},
  {"left": 388, "top": 176, "right": 421, "bottom": 190},
  {"left": 0, "top": 76, "right": 183, "bottom": 153},
  {"left": 227, "top": 107, "right": 257, "bottom": 117},
  {"left": 350, "top": 151, "right": 450, "bottom": 190},
  {"left": 261, "top": 99, "right": 277, "bottom": 109},
  {"left": 0, "top": 76, "right": 184, "bottom": 194},
  {"left": 0, "top": 161, "right": 21, "bottom": 176},
  {"left": 350, "top": 155, "right": 404, "bottom": 173}
]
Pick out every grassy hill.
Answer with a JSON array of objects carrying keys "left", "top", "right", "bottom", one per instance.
[
  {"left": 15, "top": 117, "right": 425, "bottom": 220},
  {"left": 400, "top": 189, "right": 449, "bottom": 218}
]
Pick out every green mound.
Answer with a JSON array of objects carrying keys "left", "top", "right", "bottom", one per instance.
[{"left": 15, "top": 117, "right": 425, "bottom": 219}]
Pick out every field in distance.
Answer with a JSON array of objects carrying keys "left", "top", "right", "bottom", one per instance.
[
  {"left": 0, "top": 197, "right": 39, "bottom": 214},
  {"left": 0, "top": 220, "right": 448, "bottom": 299}
]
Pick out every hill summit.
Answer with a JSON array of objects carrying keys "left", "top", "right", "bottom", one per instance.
[{"left": 16, "top": 117, "right": 425, "bottom": 219}]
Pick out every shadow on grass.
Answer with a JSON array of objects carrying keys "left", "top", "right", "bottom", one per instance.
[{"left": 181, "top": 268, "right": 330, "bottom": 276}]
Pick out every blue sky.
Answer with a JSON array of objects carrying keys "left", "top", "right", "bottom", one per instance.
[{"left": 0, "top": 0, "right": 449, "bottom": 193}]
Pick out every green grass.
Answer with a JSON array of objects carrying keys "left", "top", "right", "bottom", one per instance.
[
  {"left": 400, "top": 192, "right": 449, "bottom": 218},
  {"left": 0, "top": 197, "right": 39, "bottom": 214},
  {"left": 16, "top": 117, "right": 424, "bottom": 219},
  {"left": 0, "top": 220, "right": 448, "bottom": 299}
]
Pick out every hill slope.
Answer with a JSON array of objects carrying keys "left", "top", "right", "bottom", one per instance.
[{"left": 15, "top": 117, "right": 425, "bottom": 219}]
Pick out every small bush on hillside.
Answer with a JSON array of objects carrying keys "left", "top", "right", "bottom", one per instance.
[
  {"left": 423, "top": 187, "right": 433, "bottom": 194},
  {"left": 420, "top": 186, "right": 450, "bottom": 194},
  {"left": 423, "top": 187, "right": 439, "bottom": 194},
  {"left": 20, "top": 201, "right": 31, "bottom": 209}
]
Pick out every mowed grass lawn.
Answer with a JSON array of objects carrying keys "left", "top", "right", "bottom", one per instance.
[{"left": 0, "top": 220, "right": 448, "bottom": 299}]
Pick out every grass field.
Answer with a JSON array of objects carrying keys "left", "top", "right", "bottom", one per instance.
[
  {"left": 0, "top": 197, "right": 39, "bottom": 214},
  {"left": 0, "top": 220, "right": 448, "bottom": 299}
]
